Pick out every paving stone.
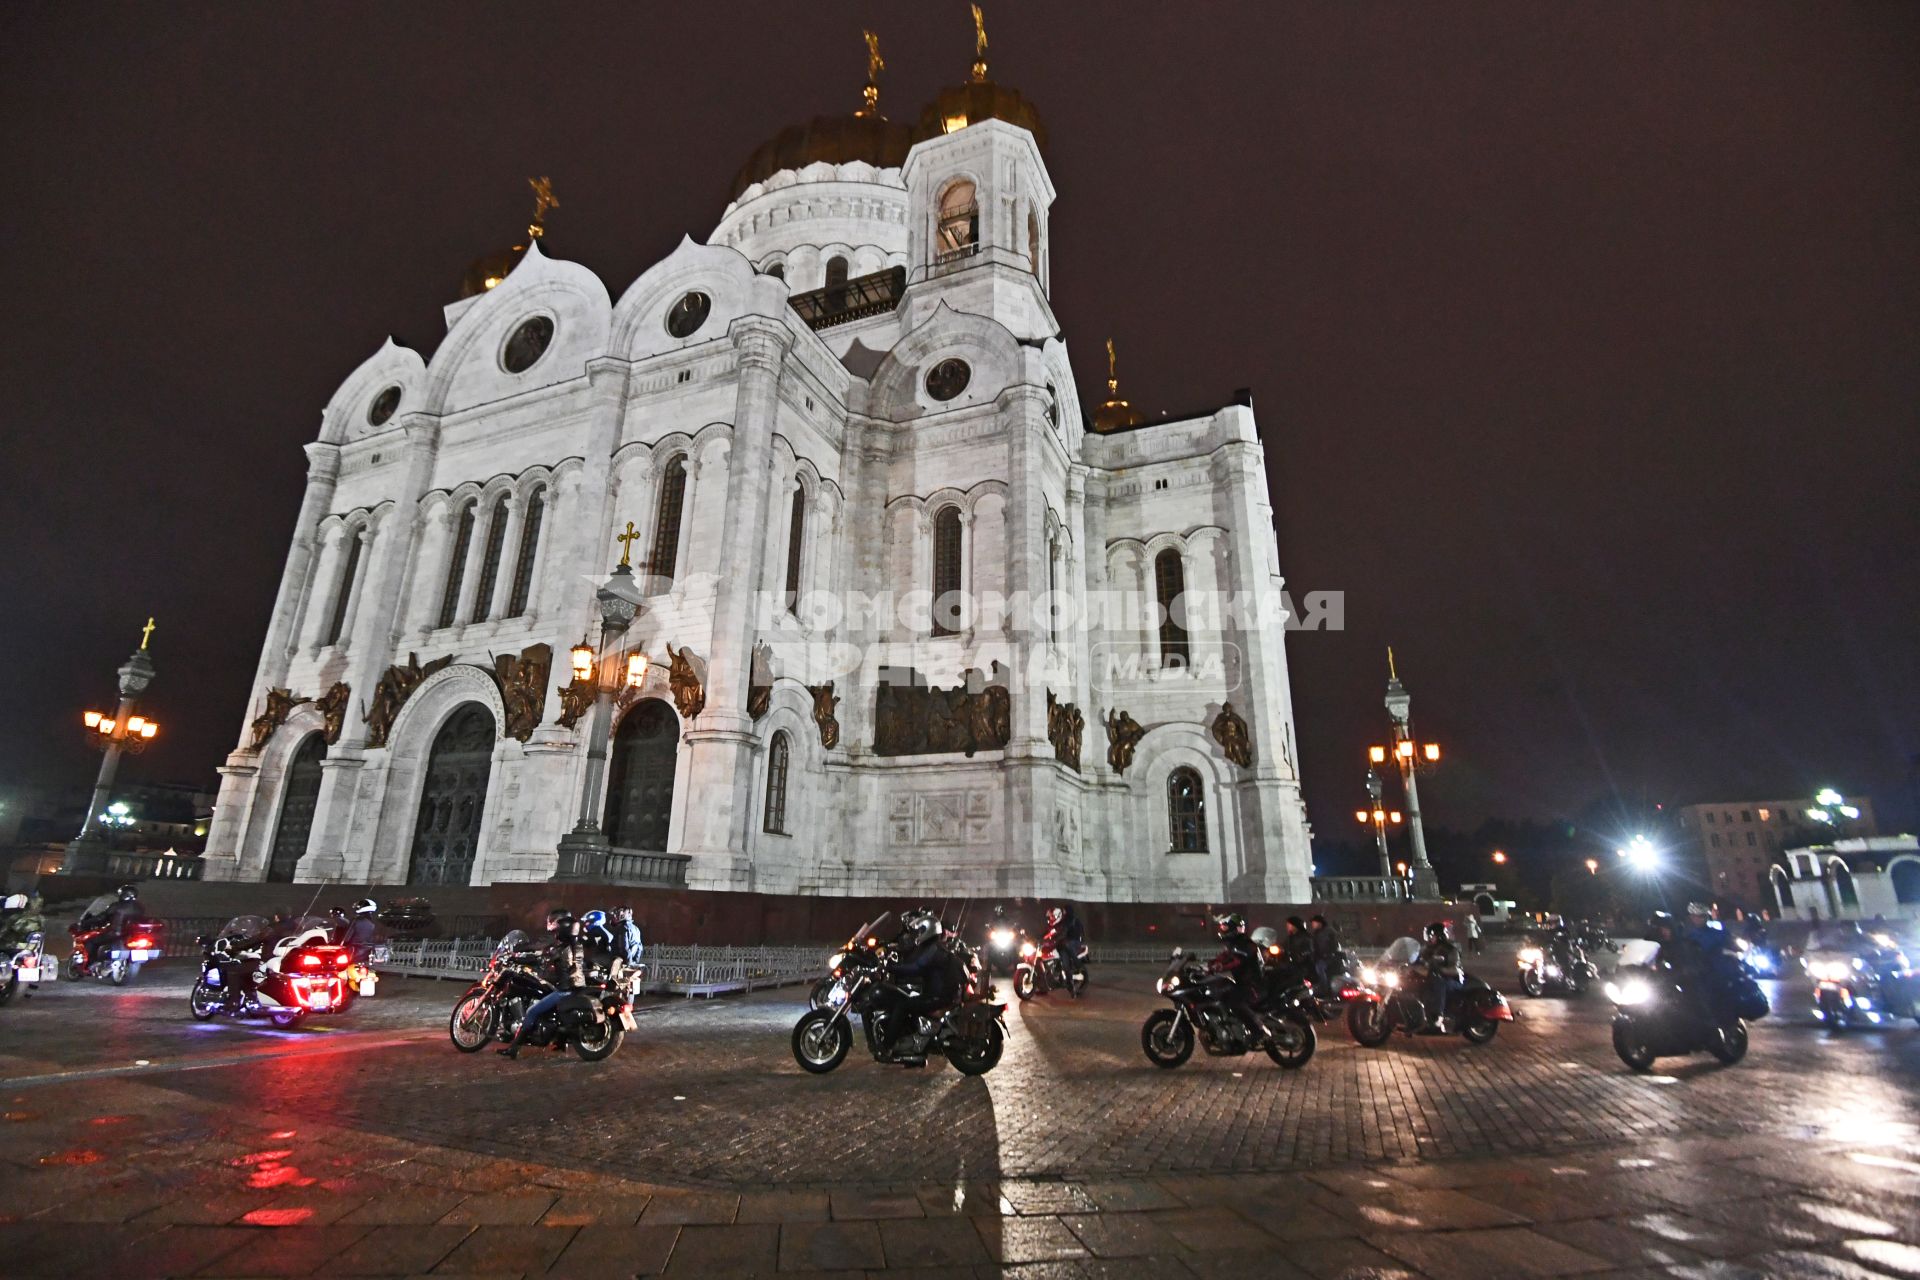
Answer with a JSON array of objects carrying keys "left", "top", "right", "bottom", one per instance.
[
  {"left": 778, "top": 1219, "right": 886, "bottom": 1270},
  {"left": 1331, "top": 1186, "right": 1531, "bottom": 1233},
  {"left": 545, "top": 1224, "right": 681, "bottom": 1276},
  {"left": 1005, "top": 1258, "right": 1211, "bottom": 1280},
  {"left": 1371, "top": 1226, "right": 1612, "bottom": 1278},
  {"left": 1060, "top": 1211, "right": 1185, "bottom": 1258},
  {"left": 540, "top": 1192, "right": 654, "bottom": 1227},
  {"left": 975, "top": 1214, "right": 1091, "bottom": 1264},
  {"left": 1271, "top": 1234, "right": 1421, "bottom": 1280},
  {"left": 828, "top": 1188, "right": 925, "bottom": 1220},
  {"left": 428, "top": 1224, "right": 576, "bottom": 1273},
  {"left": 1141, "top": 1207, "right": 1282, "bottom": 1254},
  {"left": 737, "top": 1189, "right": 829, "bottom": 1224},
  {"left": 1669, "top": 1252, "right": 1898, "bottom": 1280},
  {"left": 1076, "top": 1181, "right": 1185, "bottom": 1213},
  {"left": 438, "top": 1190, "right": 558, "bottom": 1226},
  {"left": 194, "top": 1224, "right": 376, "bottom": 1276},
  {"left": 92, "top": 1226, "right": 253, "bottom": 1279},
  {"left": 328, "top": 1224, "right": 475, "bottom": 1275},
  {"left": 914, "top": 1182, "right": 1012, "bottom": 1217},
  {"left": 1839, "top": 1238, "right": 1920, "bottom": 1278},
  {"left": 341, "top": 1189, "right": 473, "bottom": 1226},
  {"left": 1535, "top": 1217, "right": 1707, "bottom": 1270},
  {"left": 660, "top": 1221, "right": 778, "bottom": 1275},
  {"left": 878, "top": 1217, "right": 995, "bottom": 1268},
  {"left": 639, "top": 1190, "right": 741, "bottom": 1225},
  {"left": 998, "top": 1181, "right": 1100, "bottom": 1216}
]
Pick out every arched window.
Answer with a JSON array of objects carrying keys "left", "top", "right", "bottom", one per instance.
[
  {"left": 472, "top": 494, "right": 511, "bottom": 620},
  {"left": 764, "top": 730, "right": 791, "bottom": 834},
  {"left": 1027, "top": 208, "right": 1041, "bottom": 275},
  {"left": 765, "top": 262, "right": 785, "bottom": 280},
  {"left": 1891, "top": 859, "right": 1920, "bottom": 906},
  {"left": 650, "top": 456, "right": 688, "bottom": 582},
  {"left": 324, "top": 527, "right": 364, "bottom": 646},
  {"left": 1155, "top": 548, "right": 1189, "bottom": 669},
  {"left": 783, "top": 485, "right": 807, "bottom": 615},
  {"left": 505, "top": 487, "right": 545, "bottom": 618},
  {"left": 1168, "top": 767, "right": 1207, "bottom": 853},
  {"left": 438, "top": 500, "right": 476, "bottom": 628},
  {"left": 937, "top": 181, "right": 978, "bottom": 259},
  {"left": 824, "top": 256, "right": 848, "bottom": 307},
  {"left": 1771, "top": 864, "right": 1794, "bottom": 912},
  {"left": 931, "top": 505, "right": 963, "bottom": 637},
  {"left": 1832, "top": 859, "right": 1859, "bottom": 909}
]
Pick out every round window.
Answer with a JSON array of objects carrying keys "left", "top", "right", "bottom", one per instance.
[
  {"left": 501, "top": 315, "right": 555, "bottom": 373},
  {"left": 926, "top": 358, "right": 972, "bottom": 402},
  {"left": 665, "top": 291, "right": 712, "bottom": 338},
  {"left": 367, "top": 385, "right": 401, "bottom": 427}
]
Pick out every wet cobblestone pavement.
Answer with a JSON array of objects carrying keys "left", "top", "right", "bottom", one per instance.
[{"left": 3, "top": 964, "right": 1917, "bottom": 1277}]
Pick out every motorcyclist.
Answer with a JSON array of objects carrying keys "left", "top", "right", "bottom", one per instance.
[
  {"left": 1207, "top": 912, "right": 1268, "bottom": 1039},
  {"left": 1414, "top": 921, "right": 1464, "bottom": 1031},
  {"left": 578, "top": 910, "right": 621, "bottom": 981},
  {"left": 614, "top": 906, "right": 644, "bottom": 967},
  {"left": 1044, "top": 905, "right": 1087, "bottom": 988},
  {"left": 876, "top": 908, "right": 963, "bottom": 1065},
  {"left": 497, "top": 911, "right": 592, "bottom": 1060},
  {"left": 0, "top": 894, "right": 45, "bottom": 949},
  {"left": 1308, "top": 914, "right": 1342, "bottom": 989},
  {"left": 1546, "top": 916, "right": 1582, "bottom": 974},
  {"left": 339, "top": 898, "right": 380, "bottom": 962},
  {"left": 85, "top": 884, "right": 146, "bottom": 968}
]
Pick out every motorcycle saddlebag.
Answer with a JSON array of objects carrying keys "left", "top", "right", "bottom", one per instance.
[{"left": 1732, "top": 976, "right": 1769, "bottom": 1021}]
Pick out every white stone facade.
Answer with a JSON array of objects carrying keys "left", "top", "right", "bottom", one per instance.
[{"left": 202, "top": 103, "right": 1313, "bottom": 903}]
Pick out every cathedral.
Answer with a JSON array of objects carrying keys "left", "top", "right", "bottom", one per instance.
[{"left": 202, "top": 26, "right": 1314, "bottom": 903}]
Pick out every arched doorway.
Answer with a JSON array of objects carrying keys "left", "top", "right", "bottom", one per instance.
[
  {"left": 1771, "top": 864, "right": 1794, "bottom": 913},
  {"left": 604, "top": 699, "right": 677, "bottom": 851},
  {"left": 407, "top": 703, "right": 495, "bottom": 886},
  {"left": 1831, "top": 859, "right": 1859, "bottom": 913},
  {"left": 1891, "top": 858, "right": 1920, "bottom": 907},
  {"left": 267, "top": 733, "right": 326, "bottom": 883}
]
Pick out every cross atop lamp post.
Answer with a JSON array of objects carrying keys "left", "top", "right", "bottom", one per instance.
[
  {"left": 62, "top": 618, "right": 161, "bottom": 875},
  {"left": 555, "top": 541, "right": 650, "bottom": 880}
]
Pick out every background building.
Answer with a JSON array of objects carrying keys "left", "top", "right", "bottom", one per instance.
[{"left": 1676, "top": 795, "right": 1878, "bottom": 910}]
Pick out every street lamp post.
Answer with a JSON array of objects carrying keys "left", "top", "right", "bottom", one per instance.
[
  {"left": 1354, "top": 768, "right": 1404, "bottom": 883},
  {"left": 1381, "top": 648, "right": 1442, "bottom": 899},
  {"left": 62, "top": 619, "right": 161, "bottom": 875},
  {"left": 555, "top": 529, "right": 649, "bottom": 880}
]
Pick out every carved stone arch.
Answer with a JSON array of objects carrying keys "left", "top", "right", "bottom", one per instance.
[
  {"left": 420, "top": 243, "right": 612, "bottom": 417},
  {"left": 868, "top": 302, "right": 1024, "bottom": 418},
  {"left": 1142, "top": 530, "right": 1190, "bottom": 561},
  {"left": 365, "top": 664, "right": 511, "bottom": 885},
  {"left": 608, "top": 234, "right": 771, "bottom": 360},
  {"left": 234, "top": 705, "right": 332, "bottom": 881},
  {"left": 1129, "top": 724, "right": 1239, "bottom": 895},
  {"left": 320, "top": 337, "right": 427, "bottom": 446}
]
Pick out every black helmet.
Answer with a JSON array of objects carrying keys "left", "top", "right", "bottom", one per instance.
[
  {"left": 1213, "top": 912, "right": 1247, "bottom": 939},
  {"left": 116, "top": 883, "right": 139, "bottom": 901},
  {"left": 1644, "top": 911, "right": 1676, "bottom": 942},
  {"left": 1285, "top": 915, "right": 1307, "bottom": 933},
  {"left": 1423, "top": 921, "right": 1451, "bottom": 942},
  {"left": 545, "top": 910, "right": 575, "bottom": 935},
  {"left": 352, "top": 897, "right": 378, "bottom": 916},
  {"left": 1309, "top": 914, "right": 1327, "bottom": 928}
]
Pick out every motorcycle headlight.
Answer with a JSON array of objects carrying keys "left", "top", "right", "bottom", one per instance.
[
  {"left": 1517, "top": 947, "right": 1543, "bottom": 966},
  {"left": 1359, "top": 966, "right": 1379, "bottom": 986},
  {"left": 1606, "top": 979, "right": 1650, "bottom": 1006},
  {"left": 1020, "top": 942, "right": 1038, "bottom": 958},
  {"left": 1157, "top": 975, "right": 1179, "bottom": 993},
  {"left": 827, "top": 951, "right": 845, "bottom": 971},
  {"left": 1382, "top": 971, "right": 1400, "bottom": 989},
  {"left": 990, "top": 929, "right": 1014, "bottom": 947}
]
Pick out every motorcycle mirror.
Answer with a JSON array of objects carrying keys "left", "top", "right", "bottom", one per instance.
[{"left": 1169, "top": 947, "right": 1184, "bottom": 960}]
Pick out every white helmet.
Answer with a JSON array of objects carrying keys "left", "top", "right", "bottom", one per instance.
[
  {"left": 901, "top": 909, "right": 943, "bottom": 946},
  {"left": 1250, "top": 926, "right": 1279, "bottom": 949},
  {"left": 2, "top": 894, "right": 25, "bottom": 911},
  {"left": 352, "top": 898, "right": 378, "bottom": 916}
]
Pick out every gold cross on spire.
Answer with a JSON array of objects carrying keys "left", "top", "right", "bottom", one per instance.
[
  {"left": 1105, "top": 337, "right": 1119, "bottom": 397},
  {"left": 1387, "top": 645, "right": 1398, "bottom": 681},
  {"left": 139, "top": 617, "right": 157, "bottom": 650},
  {"left": 970, "top": 3, "right": 989, "bottom": 82},
  {"left": 857, "top": 30, "right": 885, "bottom": 117},
  {"left": 527, "top": 176, "right": 559, "bottom": 239},
  {"left": 615, "top": 520, "right": 643, "bottom": 568}
]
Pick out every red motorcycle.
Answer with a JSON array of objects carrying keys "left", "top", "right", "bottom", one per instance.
[
  {"left": 67, "top": 896, "right": 165, "bottom": 985},
  {"left": 1014, "top": 936, "right": 1086, "bottom": 1000}
]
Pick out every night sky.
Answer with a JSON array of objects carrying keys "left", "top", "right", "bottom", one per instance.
[{"left": 3, "top": 3, "right": 1915, "bottom": 850}]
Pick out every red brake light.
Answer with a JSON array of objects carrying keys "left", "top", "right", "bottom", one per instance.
[
  {"left": 128, "top": 937, "right": 154, "bottom": 950},
  {"left": 332, "top": 953, "right": 350, "bottom": 968},
  {"left": 298, "top": 954, "right": 322, "bottom": 970}
]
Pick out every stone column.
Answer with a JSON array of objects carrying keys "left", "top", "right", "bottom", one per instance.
[
  {"left": 301, "top": 526, "right": 349, "bottom": 653},
  {"left": 679, "top": 318, "right": 791, "bottom": 890},
  {"left": 1001, "top": 383, "right": 1051, "bottom": 753},
  {"left": 254, "top": 442, "right": 341, "bottom": 714},
  {"left": 406, "top": 503, "right": 452, "bottom": 638},
  {"left": 486, "top": 493, "right": 528, "bottom": 619}
]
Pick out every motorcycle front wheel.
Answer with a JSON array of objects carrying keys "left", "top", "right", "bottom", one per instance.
[
  {"left": 792, "top": 1009, "right": 851, "bottom": 1074},
  {"left": 1014, "top": 967, "right": 1036, "bottom": 1001},
  {"left": 1265, "top": 1016, "right": 1316, "bottom": 1069},
  {"left": 0, "top": 972, "right": 15, "bottom": 1006},
  {"left": 1347, "top": 999, "right": 1394, "bottom": 1047},
  {"left": 1520, "top": 969, "right": 1545, "bottom": 997},
  {"left": 449, "top": 989, "right": 495, "bottom": 1052},
  {"left": 64, "top": 955, "right": 82, "bottom": 981},
  {"left": 1141, "top": 1009, "right": 1195, "bottom": 1067},
  {"left": 1612, "top": 1020, "right": 1656, "bottom": 1073},
  {"left": 189, "top": 979, "right": 221, "bottom": 1021},
  {"left": 1707, "top": 1019, "right": 1748, "bottom": 1065},
  {"left": 948, "top": 1021, "right": 1004, "bottom": 1076},
  {"left": 572, "top": 1017, "right": 624, "bottom": 1062},
  {"left": 1461, "top": 1015, "right": 1499, "bottom": 1045}
]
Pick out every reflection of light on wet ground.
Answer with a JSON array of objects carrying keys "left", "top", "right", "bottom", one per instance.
[
  {"left": 1849, "top": 1151, "right": 1920, "bottom": 1176},
  {"left": 1803, "top": 1084, "right": 1919, "bottom": 1148},
  {"left": 1798, "top": 1199, "right": 1898, "bottom": 1236}
]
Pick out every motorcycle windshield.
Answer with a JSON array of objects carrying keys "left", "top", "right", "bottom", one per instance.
[
  {"left": 495, "top": 929, "right": 530, "bottom": 956},
  {"left": 1381, "top": 937, "right": 1421, "bottom": 965},
  {"left": 1615, "top": 939, "right": 1659, "bottom": 968},
  {"left": 221, "top": 915, "right": 272, "bottom": 941},
  {"left": 850, "top": 912, "right": 890, "bottom": 948},
  {"left": 81, "top": 894, "right": 117, "bottom": 920}
]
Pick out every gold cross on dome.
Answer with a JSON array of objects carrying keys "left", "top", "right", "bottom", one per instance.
[
  {"left": 527, "top": 176, "right": 559, "bottom": 238},
  {"left": 615, "top": 520, "right": 643, "bottom": 568},
  {"left": 971, "top": 4, "right": 989, "bottom": 81},
  {"left": 139, "top": 617, "right": 157, "bottom": 650},
  {"left": 858, "top": 30, "right": 885, "bottom": 116}
]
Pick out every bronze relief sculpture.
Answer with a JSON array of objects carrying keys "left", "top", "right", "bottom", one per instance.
[
  {"left": 1104, "top": 708, "right": 1147, "bottom": 774},
  {"left": 556, "top": 674, "right": 594, "bottom": 729},
  {"left": 363, "top": 653, "right": 454, "bottom": 748},
  {"left": 313, "top": 682, "right": 351, "bottom": 745},
  {"left": 249, "top": 687, "right": 301, "bottom": 750},
  {"left": 746, "top": 642, "right": 773, "bottom": 720},
  {"left": 873, "top": 665, "right": 1011, "bottom": 758},
  {"left": 1211, "top": 701, "right": 1254, "bottom": 769},
  {"left": 810, "top": 682, "right": 841, "bottom": 749},
  {"left": 1046, "top": 691, "right": 1084, "bottom": 773},
  {"left": 667, "top": 644, "right": 706, "bottom": 722},
  {"left": 491, "top": 643, "right": 552, "bottom": 743}
]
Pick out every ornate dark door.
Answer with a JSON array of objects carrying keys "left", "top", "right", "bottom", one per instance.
[
  {"left": 407, "top": 703, "right": 495, "bottom": 886},
  {"left": 267, "top": 734, "right": 326, "bottom": 882},
  {"left": 604, "top": 699, "right": 677, "bottom": 851}
]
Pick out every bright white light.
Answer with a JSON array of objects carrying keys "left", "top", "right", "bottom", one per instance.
[
  {"left": 1815, "top": 788, "right": 1844, "bottom": 807},
  {"left": 1624, "top": 835, "right": 1659, "bottom": 870}
]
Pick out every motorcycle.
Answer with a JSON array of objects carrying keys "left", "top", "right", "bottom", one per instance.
[
  {"left": 810, "top": 915, "right": 890, "bottom": 1010},
  {"left": 1346, "top": 937, "right": 1514, "bottom": 1046},
  {"left": 1606, "top": 940, "right": 1766, "bottom": 1071},
  {"left": 1517, "top": 938, "right": 1598, "bottom": 997},
  {"left": 2, "top": 933, "right": 46, "bottom": 1005},
  {"left": 190, "top": 916, "right": 353, "bottom": 1029},
  {"left": 792, "top": 922, "right": 1006, "bottom": 1076},
  {"left": 449, "top": 931, "right": 637, "bottom": 1061},
  {"left": 1014, "top": 935, "right": 1086, "bottom": 1001},
  {"left": 1806, "top": 938, "right": 1920, "bottom": 1030},
  {"left": 984, "top": 921, "right": 1026, "bottom": 975},
  {"left": 67, "top": 896, "right": 165, "bottom": 984},
  {"left": 1141, "top": 947, "right": 1316, "bottom": 1069}
]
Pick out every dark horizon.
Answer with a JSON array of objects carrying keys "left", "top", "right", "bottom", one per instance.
[{"left": 3, "top": 2, "right": 1915, "bottom": 848}]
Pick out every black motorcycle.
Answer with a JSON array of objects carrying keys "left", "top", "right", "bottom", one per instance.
[
  {"left": 810, "top": 915, "right": 890, "bottom": 1010},
  {"left": 983, "top": 920, "right": 1026, "bottom": 975},
  {"left": 1806, "top": 944, "right": 1920, "bottom": 1031},
  {"left": 449, "top": 931, "right": 637, "bottom": 1062},
  {"left": 1517, "top": 937, "right": 1599, "bottom": 998},
  {"left": 792, "top": 926, "right": 1006, "bottom": 1076},
  {"left": 1346, "top": 941, "right": 1514, "bottom": 1046},
  {"left": 1140, "top": 948, "right": 1316, "bottom": 1070},
  {"left": 1606, "top": 954, "right": 1765, "bottom": 1072}
]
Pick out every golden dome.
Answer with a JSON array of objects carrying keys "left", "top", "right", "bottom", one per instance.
[
  {"left": 1090, "top": 338, "right": 1143, "bottom": 432},
  {"left": 731, "top": 114, "right": 914, "bottom": 200},
  {"left": 912, "top": 80, "right": 1046, "bottom": 152},
  {"left": 459, "top": 177, "right": 558, "bottom": 300}
]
